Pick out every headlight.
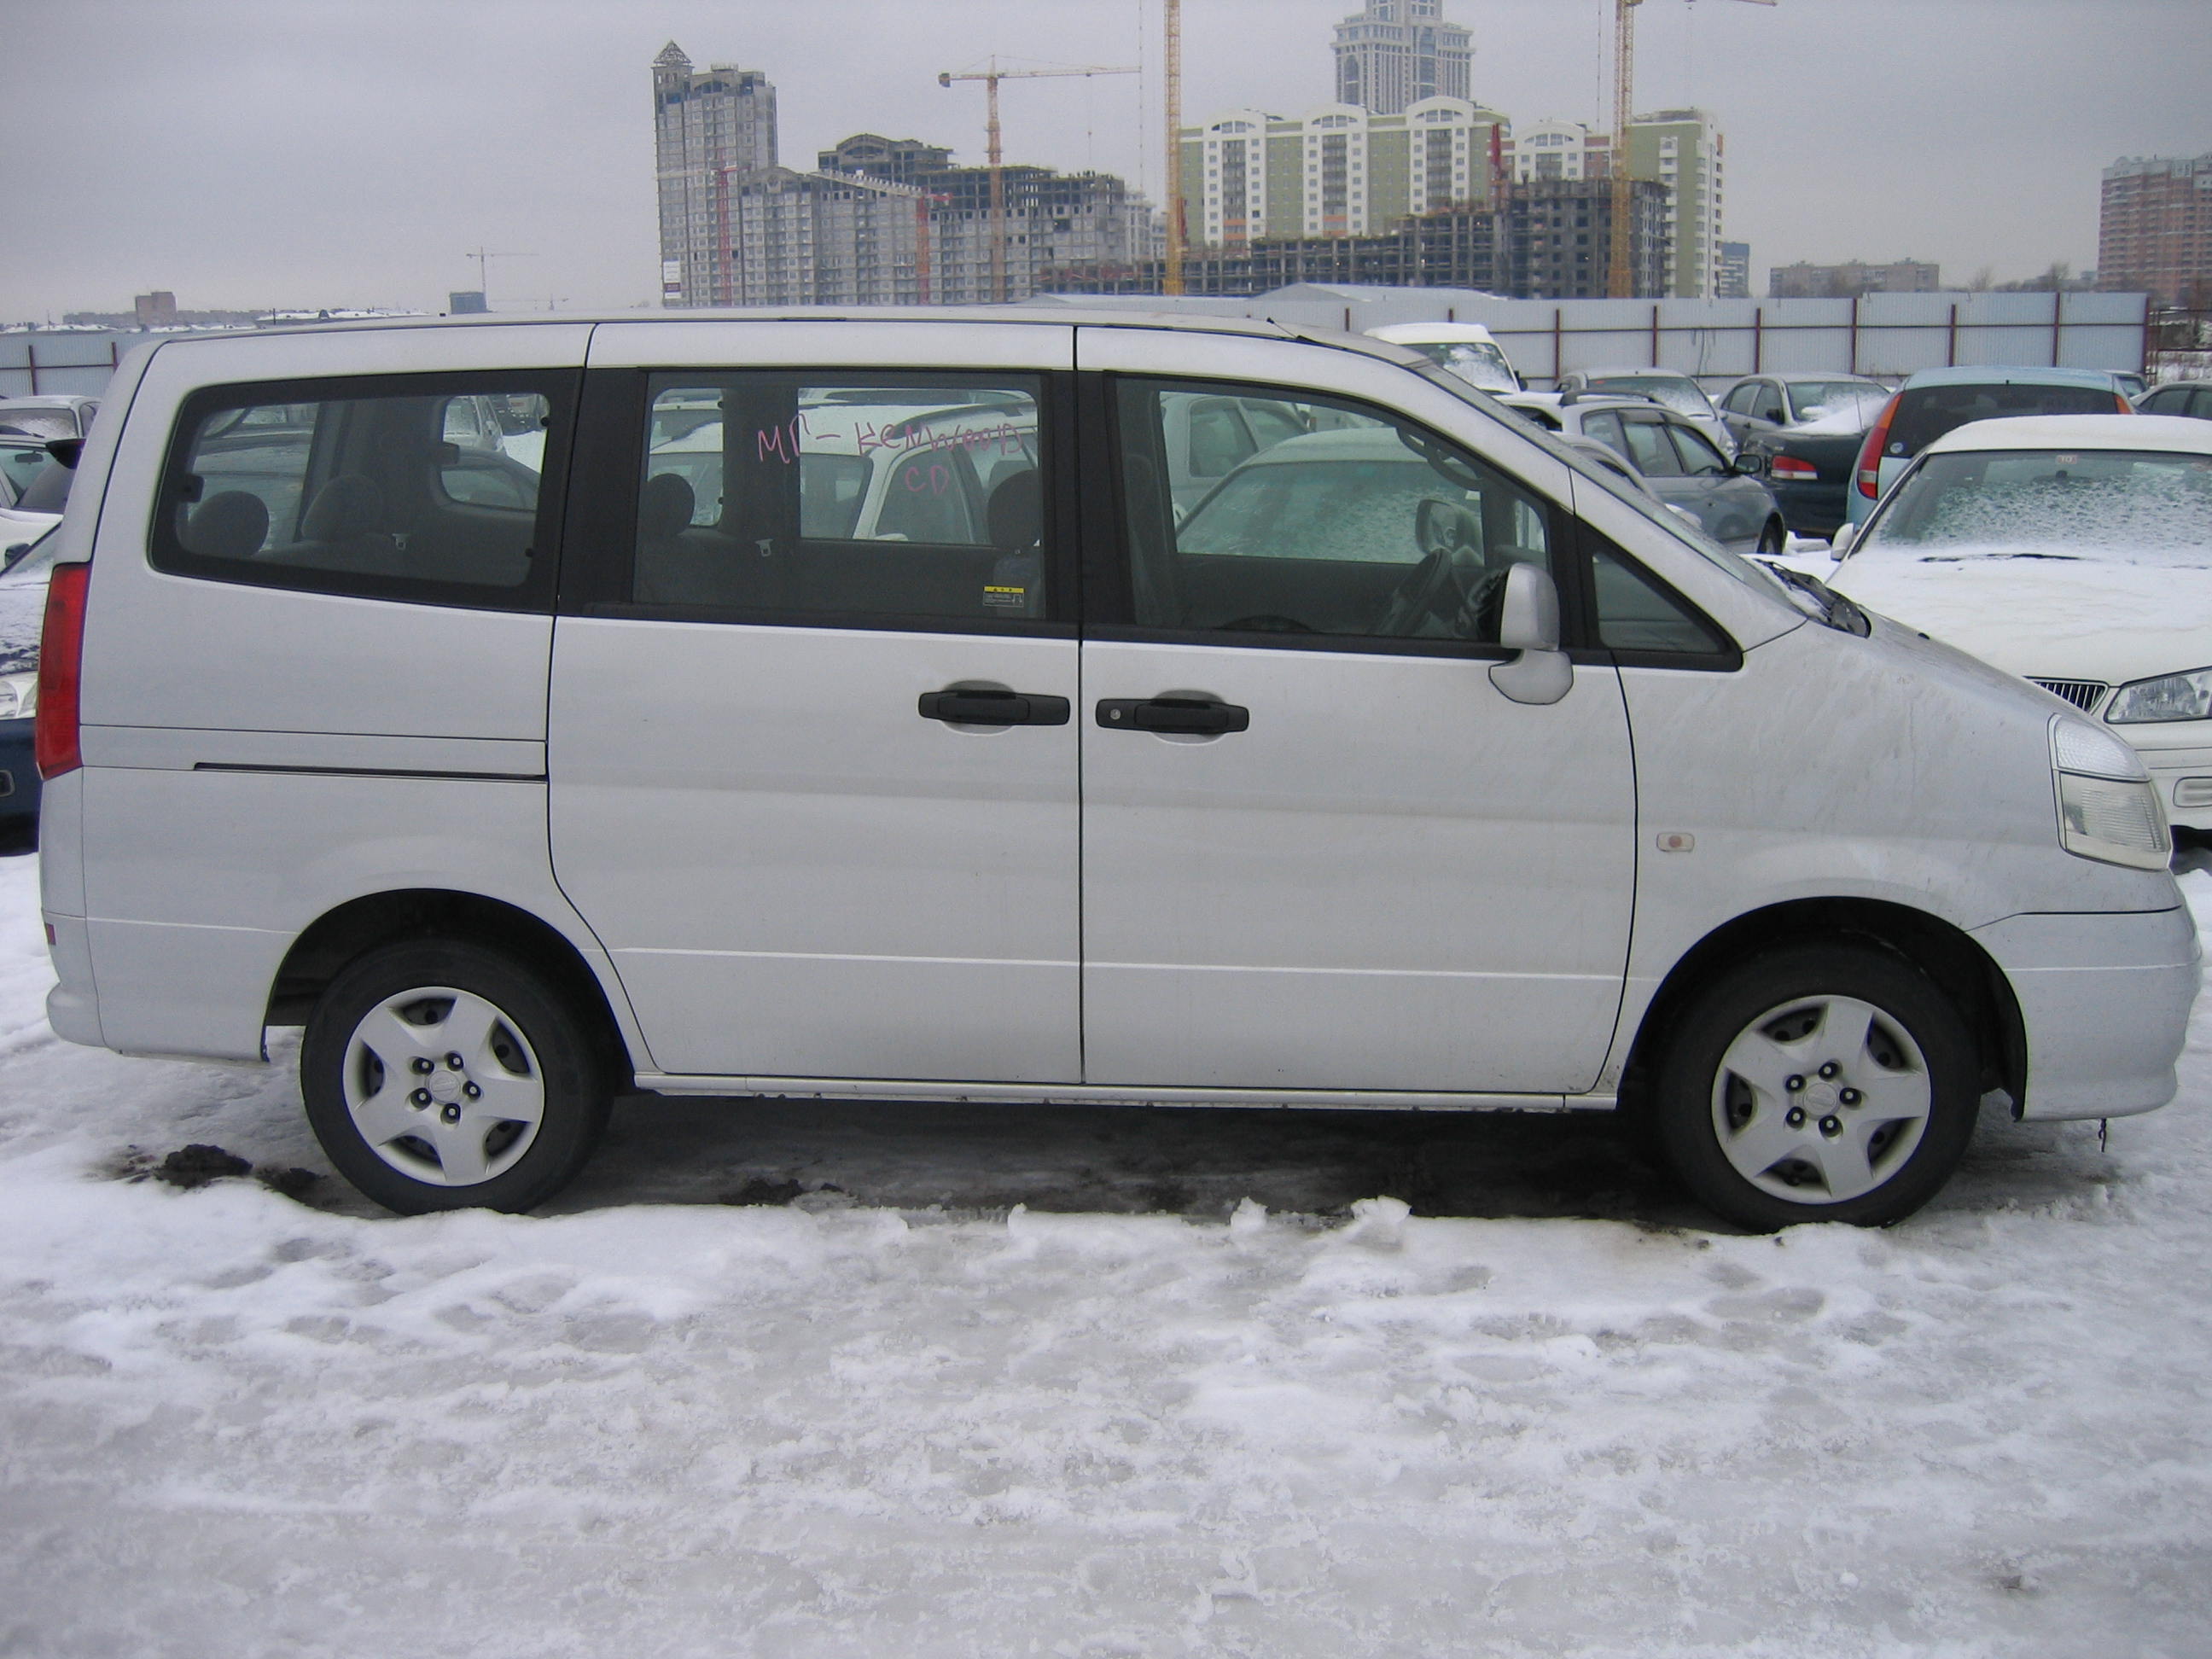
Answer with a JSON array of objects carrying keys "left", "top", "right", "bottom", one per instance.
[
  {"left": 2052, "top": 714, "right": 2169, "bottom": 870},
  {"left": 2106, "top": 666, "right": 2212, "bottom": 725},
  {"left": 0, "top": 671, "right": 34, "bottom": 723}
]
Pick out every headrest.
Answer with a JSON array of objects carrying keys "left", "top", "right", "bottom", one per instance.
[
  {"left": 986, "top": 468, "right": 1042, "bottom": 552},
  {"left": 300, "top": 474, "right": 384, "bottom": 542},
  {"left": 181, "top": 490, "right": 270, "bottom": 560},
  {"left": 639, "top": 470, "right": 696, "bottom": 538}
]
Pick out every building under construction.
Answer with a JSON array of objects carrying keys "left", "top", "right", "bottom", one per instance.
[
  {"left": 1043, "top": 178, "right": 1668, "bottom": 301},
  {"left": 652, "top": 46, "right": 1153, "bottom": 308}
]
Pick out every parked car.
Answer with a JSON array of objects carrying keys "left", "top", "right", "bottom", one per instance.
[
  {"left": 2136, "top": 380, "right": 2212, "bottom": 420},
  {"left": 0, "top": 527, "right": 56, "bottom": 828},
  {"left": 29, "top": 312, "right": 2197, "bottom": 1234},
  {"left": 1502, "top": 393, "right": 1786, "bottom": 554},
  {"left": 1827, "top": 412, "right": 2212, "bottom": 845},
  {"left": 1553, "top": 367, "right": 1734, "bottom": 455},
  {"left": 0, "top": 439, "right": 70, "bottom": 567},
  {"left": 1364, "top": 322, "right": 1523, "bottom": 394},
  {"left": 0, "top": 394, "right": 98, "bottom": 441},
  {"left": 1717, "top": 375, "right": 1892, "bottom": 539},
  {"left": 2115, "top": 371, "right": 2149, "bottom": 404},
  {"left": 1844, "top": 366, "right": 2133, "bottom": 527}
]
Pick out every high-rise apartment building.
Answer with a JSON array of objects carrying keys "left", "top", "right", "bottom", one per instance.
[
  {"left": 1331, "top": 0, "right": 1473, "bottom": 115},
  {"left": 1715, "top": 242, "right": 1750, "bottom": 300},
  {"left": 1180, "top": 99, "right": 1510, "bottom": 249},
  {"left": 1622, "top": 110, "right": 1725, "bottom": 301},
  {"left": 653, "top": 42, "right": 778, "bottom": 306},
  {"left": 2100, "top": 154, "right": 2212, "bottom": 308},
  {"left": 1498, "top": 110, "right": 1726, "bottom": 298}
]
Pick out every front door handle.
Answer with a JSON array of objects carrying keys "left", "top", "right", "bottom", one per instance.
[
  {"left": 1096, "top": 696, "right": 1250, "bottom": 735},
  {"left": 918, "top": 689, "right": 1071, "bottom": 726}
]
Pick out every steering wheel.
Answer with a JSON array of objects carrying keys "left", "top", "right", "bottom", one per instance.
[{"left": 1374, "top": 498, "right": 1499, "bottom": 638}]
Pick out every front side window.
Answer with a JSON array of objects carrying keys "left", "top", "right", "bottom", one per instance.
[
  {"left": 1117, "top": 380, "right": 1554, "bottom": 644},
  {"left": 630, "top": 374, "right": 1049, "bottom": 624},
  {"left": 1668, "top": 422, "right": 1732, "bottom": 477},
  {"left": 153, "top": 375, "right": 562, "bottom": 605},
  {"left": 1618, "top": 415, "right": 1685, "bottom": 478}
]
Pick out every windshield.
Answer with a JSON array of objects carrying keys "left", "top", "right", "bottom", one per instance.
[
  {"left": 1861, "top": 447, "right": 2212, "bottom": 564},
  {"left": 1588, "top": 375, "right": 1715, "bottom": 418},
  {"left": 1787, "top": 381, "right": 1888, "bottom": 424},
  {"left": 1412, "top": 362, "right": 1792, "bottom": 604},
  {"left": 1405, "top": 340, "right": 1519, "bottom": 393}
]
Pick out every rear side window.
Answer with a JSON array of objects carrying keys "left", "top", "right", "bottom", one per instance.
[
  {"left": 626, "top": 373, "right": 1051, "bottom": 626},
  {"left": 153, "top": 375, "right": 569, "bottom": 609},
  {"left": 1887, "top": 382, "right": 2122, "bottom": 457}
]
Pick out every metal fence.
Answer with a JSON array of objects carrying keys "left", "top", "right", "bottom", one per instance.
[
  {"left": 6, "top": 290, "right": 2157, "bottom": 401},
  {"left": 0, "top": 331, "right": 133, "bottom": 399},
  {"left": 1033, "top": 286, "right": 2153, "bottom": 389}
]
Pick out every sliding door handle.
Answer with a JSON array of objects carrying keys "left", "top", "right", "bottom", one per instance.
[
  {"left": 919, "top": 689, "right": 1071, "bottom": 726},
  {"left": 1096, "top": 697, "right": 1250, "bottom": 735}
]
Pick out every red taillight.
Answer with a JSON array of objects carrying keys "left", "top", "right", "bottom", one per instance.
[
  {"left": 1768, "top": 454, "right": 1820, "bottom": 480},
  {"left": 1854, "top": 393, "right": 1901, "bottom": 499},
  {"left": 34, "top": 562, "right": 90, "bottom": 780}
]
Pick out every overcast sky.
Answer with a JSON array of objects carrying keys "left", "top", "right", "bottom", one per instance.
[{"left": 3, "top": 0, "right": 2208, "bottom": 320}]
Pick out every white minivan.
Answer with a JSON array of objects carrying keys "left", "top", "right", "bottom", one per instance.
[{"left": 31, "top": 311, "right": 2200, "bottom": 1230}]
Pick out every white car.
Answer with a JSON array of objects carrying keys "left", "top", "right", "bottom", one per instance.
[
  {"left": 28, "top": 312, "right": 2198, "bottom": 1232},
  {"left": 1828, "top": 412, "right": 2212, "bottom": 842},
  {"left": 1365, "top": 322, "right": 1523, "bottom": 395}
]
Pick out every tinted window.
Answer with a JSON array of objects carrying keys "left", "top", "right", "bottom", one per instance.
[
  {"left": 1887, "top": 382, "right": 2122, "bottom": 458},
  {"left": 630, "top": 375, "right": 1049, "bottom": 624},
  {"left": 2140, "top": 387, "right": 2185, "bottom": 414},
  {"left": 1118, "top": 380, "right": 1553, "bottom": 644},
  {"left": 152, "top": 375, "right": 565, "bottom": 607}
]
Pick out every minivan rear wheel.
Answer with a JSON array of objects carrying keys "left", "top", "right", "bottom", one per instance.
[
  {"left": 1650, "top": 944, "right": 1979, "bottom": 1231},
  {"left": 302, "top": 940, "right": 611, "bottom": 1214}
]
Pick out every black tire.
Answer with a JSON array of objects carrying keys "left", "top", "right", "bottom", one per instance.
[
  {"left": 1648, "top": 944, "right": 1979, "bottom": 1231},
  {"left": 1755, "top": 519, "right": 1787, "bottom": 558},
  {"left": 302, "top": 939, "right": 611, "bottom": 1215}
]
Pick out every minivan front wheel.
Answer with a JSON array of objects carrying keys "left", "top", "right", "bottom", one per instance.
[
  {"left": 1650, "top": 945, "right": 1979, "bottom": 1231},
  {"left": 302, "top": 940, "right": 611, "bottom": 1214}
]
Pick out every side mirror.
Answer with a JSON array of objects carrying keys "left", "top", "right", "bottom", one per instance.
[
  {"left": 1729, "top": 451, "right": 1767, "bottom": 476},
  {"left": 1830, "top": 521, "right": 1857, "bottom": 557},
  {"left": 1489, "top": 562, "right": 1573, "bottom": 706}
]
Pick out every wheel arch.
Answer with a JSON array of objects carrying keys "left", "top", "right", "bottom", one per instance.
[
  {"left": 266, "top": 888, "right": 634, "bottom": 1088},
  {"left": 1621, "top": 897, "right": 2027, "bottom": 1117}
]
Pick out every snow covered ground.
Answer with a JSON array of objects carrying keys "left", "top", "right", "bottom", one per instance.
[{"left": 3, "top": 842, "right": 2210, "bottom": 1657}]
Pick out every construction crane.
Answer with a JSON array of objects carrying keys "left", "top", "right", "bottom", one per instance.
[
  {"left": 1163, "top": 0, "right": 1184, "bottom": 297},
  {"left": 462, "top": 247, "right": 537, "bottom": 308},
  {"left": 1606, "top": 0, "right": 1775, "bottom": 300},
  {"left": 938, "top": 58, "right": 1138, "bottom": 304}
]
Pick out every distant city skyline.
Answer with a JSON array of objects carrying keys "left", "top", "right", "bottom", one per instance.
[{"left": 3, "top": 0, "right": 2207, "bottom": 318}]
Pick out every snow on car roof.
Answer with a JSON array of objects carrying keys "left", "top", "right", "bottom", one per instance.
[
  {"left": 1924, "top": 412, "right": 2212, "bottom": 455},
  {"left": 1898, "top": 364, "right": 2126, "bottom": 390}
]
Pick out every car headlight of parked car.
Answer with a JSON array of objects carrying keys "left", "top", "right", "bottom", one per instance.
[
  {"left": 2052, "top": 714, "right": 2170, "bottom": 870},
  {"left": 0, "top": 670, "right": 35, "bottom": 722},
  {"left": 2105, "top": 666, "right": 2212, "bottom": 726}
]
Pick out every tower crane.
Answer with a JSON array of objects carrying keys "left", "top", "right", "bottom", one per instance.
[
  {"left": 938, "top": 58, "right": 1138, "bottom": 304},
  {"left": 1606, "top": 0, "right": 1775, "bottom": 300}
]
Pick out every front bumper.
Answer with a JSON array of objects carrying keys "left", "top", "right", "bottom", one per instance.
[
  {"left": 0, "top": 716, "right": 37, "bottom": 823},
  {"left": 1972, "top": 905, "right": 2200, "bottom": 1121},
  {"left": 2120, "top": 740, "right": 2212, "bottom": 835}
]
